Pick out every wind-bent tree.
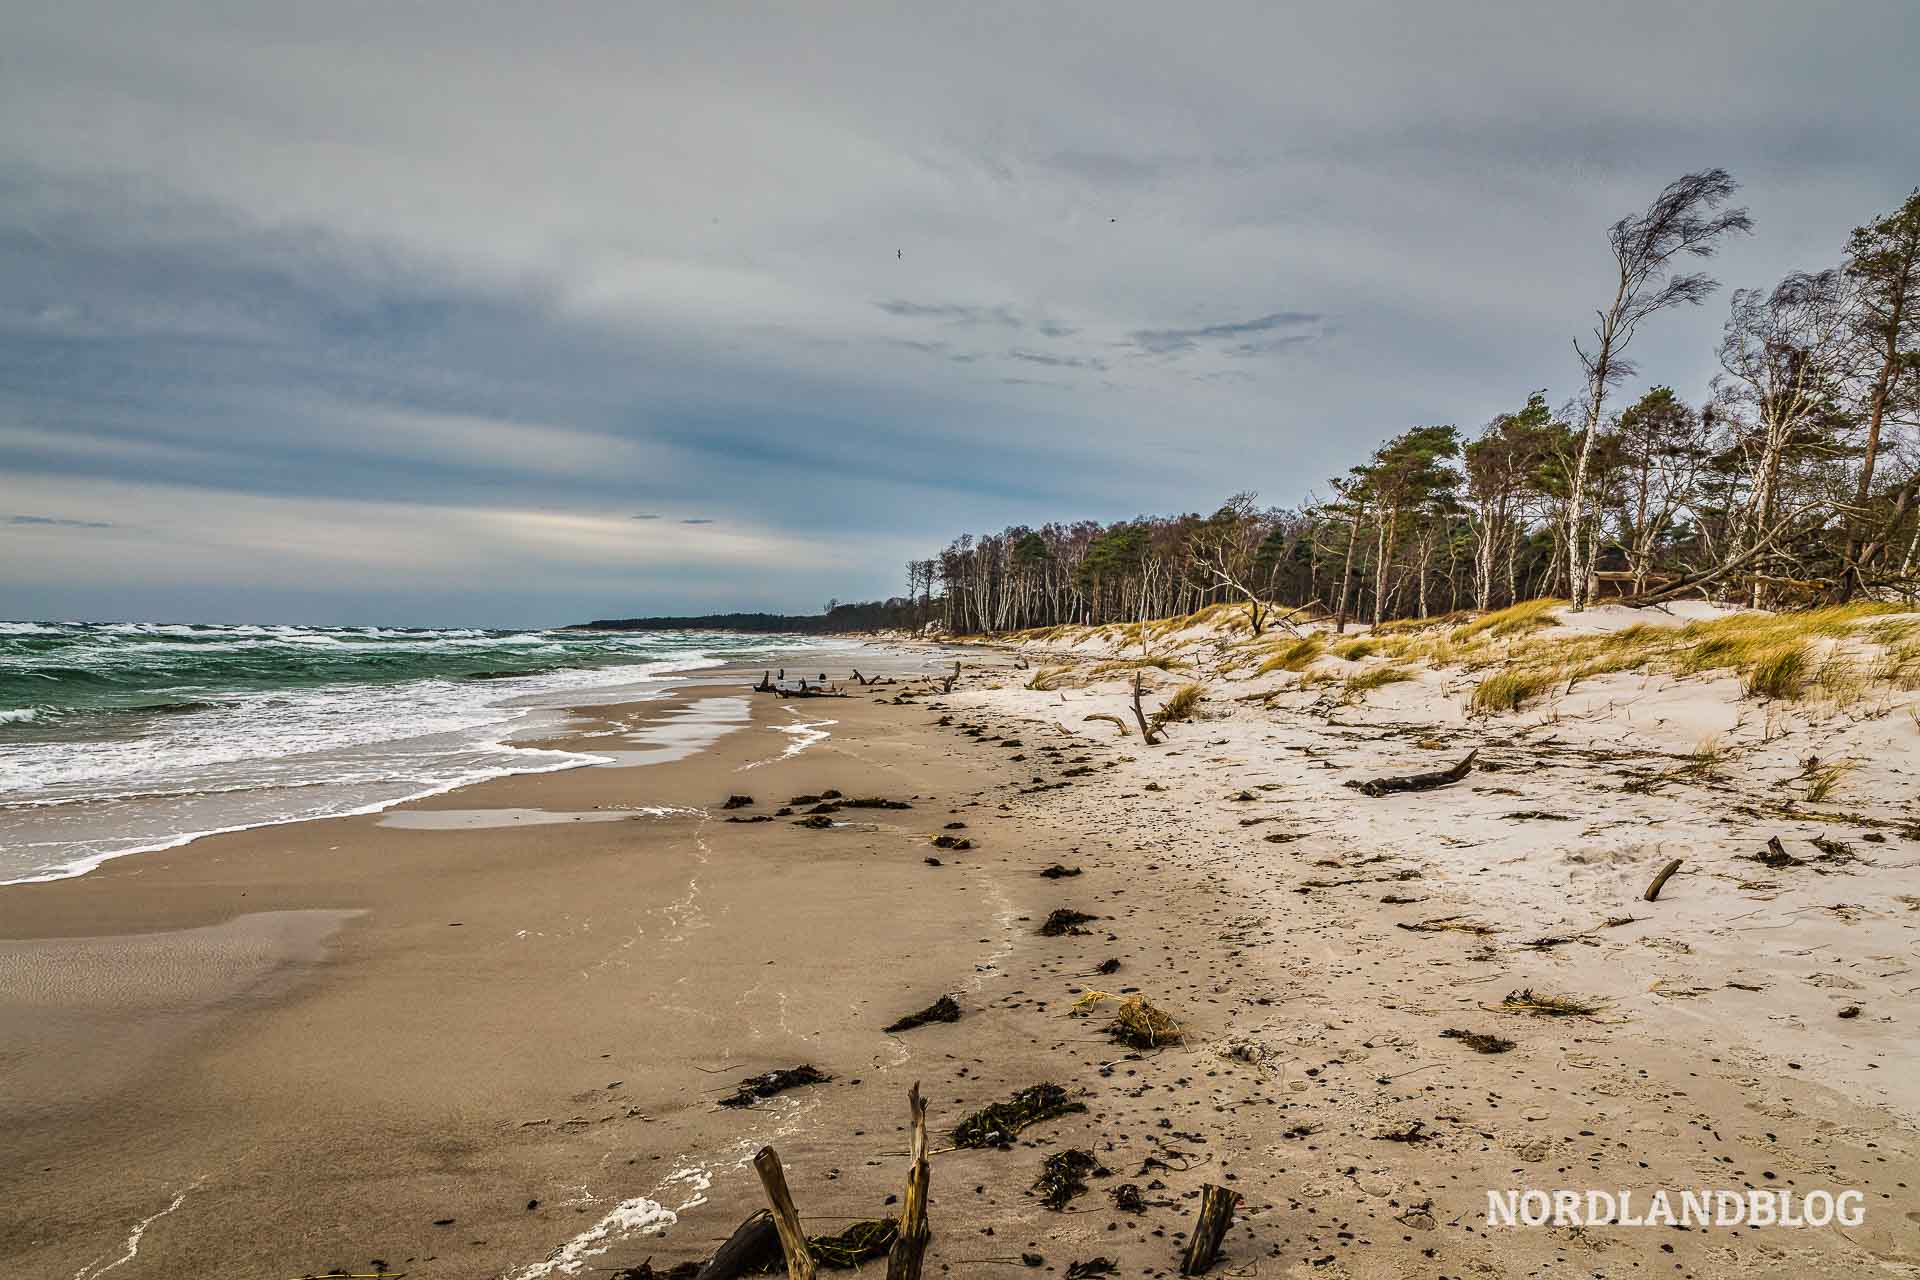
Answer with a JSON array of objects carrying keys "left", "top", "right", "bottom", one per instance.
[
  {"left": 1565, "top": 170, "right": 1753, "bottom": 610},
  {"left": 1841, "top": 189, "right": 1920, "bottom": 594},
  {"left": 1715, "top": 269, "right": 1856, "bottom": 605}
]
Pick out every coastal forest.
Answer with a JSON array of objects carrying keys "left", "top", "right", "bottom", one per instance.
[{"left": 887, "top": 176, "right": 1920, "bottom": 634}]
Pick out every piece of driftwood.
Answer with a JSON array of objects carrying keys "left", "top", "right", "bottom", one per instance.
[
  {"left": 1178, "top": 1183, "right": 1242, "bottom": 1275},
  {"left": 753, "top": 1147, "right": 817, "bottom": 1280},
  {"left": 1130, "top": 673, "right": 1162, "bottom": 745},
  {"left": 885, "top": 1083, "right": 931, "bottom": 1280},
  {"left": 1345, "top": 749, "right": 1477, "bottom": 798},
  {"left": 692, "top": 1210, "right": 782, "bottom": 1280},
  {"left": 1642, "top": 857, "right": 1684, "bottom": 901},
  {"left": 941, "top": 662, "right": 960, "bottom": 694}
]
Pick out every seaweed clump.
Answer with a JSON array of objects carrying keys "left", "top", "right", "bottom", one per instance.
[
  {"left": 1498, "top": 988, "right": 1604, "bottom": 1017},
  {"left": 1440, "top": 1028, "right": 1516, "bottom": 1054},
  {"left": 1032, "top": 1149, "right": 1103, "bottom": 1209},
  {"left": 717, "top": 1065, "right": 831, "bottom": 1108},
  {"left": 884, "top": 994, "right": 961, "bottom": 1033},
  {"left": 806, "top": 1218, "right": 898, "bottom": 1268},
  {"left": 1039, "top": 908, "right": 1098, "bottom": 936},
  {"left": 1040, "top": 864, "right": 1082, "bottom": 878},
  {"left": 952, "top": 1083, "right": 1086, "bottom": 1149}
]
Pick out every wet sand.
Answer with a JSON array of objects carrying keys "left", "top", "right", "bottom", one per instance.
[{"left": 4, "top": 641, "right": 1918, "bottom": 1279}]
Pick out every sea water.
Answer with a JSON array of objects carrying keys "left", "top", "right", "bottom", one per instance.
[{"left": 0, "top": 621, "right": 815, "bottom": 883}]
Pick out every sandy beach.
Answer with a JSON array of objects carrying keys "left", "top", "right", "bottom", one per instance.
[{"left": 4, "top": 623, "right": 1918, "bottom": 1279}]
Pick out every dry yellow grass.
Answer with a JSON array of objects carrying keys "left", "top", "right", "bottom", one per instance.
[
  {"left": 1464, "top": 602, "right": 1908, "bottom": 715},
  {"left": 1254, "top": 635, "right": 1325, "bottom": 675},
  {"left": 1344, "top": 665, "right": 1416, "bottom": 696}
]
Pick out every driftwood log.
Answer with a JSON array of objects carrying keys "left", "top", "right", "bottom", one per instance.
[
  {"left": 693, "top": 1210, "right": 782, "bottom": 1280},
  {"left": 753, "top": 1147, "right": 817, "bottom": 1280},
  {"left": 1642, "top": 857, "right": 1684, "bottom": 902},
  {"left": 885, "top": 1083, "right": 932, "bottom": 1280},
  {"left": 1178, "top": 1183, "right": 1242, "bottom": 1275},
  {"left": 1131, "top": 673, "right": 1162, "bottom": 745},
  {"left": 1345, "top": 749, "right": 1477, "bottom": 798},
  {"left": 941, "top": 662, "right": 960, "bottom": 694}
]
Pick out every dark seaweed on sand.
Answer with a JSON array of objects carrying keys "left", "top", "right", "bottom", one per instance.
[
  {"left": 884, "top": 994, "right": 961, "bottom": 1033},
  {"left": 1038, "top": 908, "right": 1098, "bottom": 936},
  {"left": 1441, "top": 1028, "right": 1516, "bottom": 1054},
  {"left": 717, "top": 1065, "right": 831, "bottom": 1108},
  {"left": 1032, "top": 1149, "right": 1102, "bottom": 1209},
  {"left": 805, "top": 1218, "right": 898, "bottom": 1268},
  {"left": 952, "top": 1083, "right": 1086, "bottom": 1148}
]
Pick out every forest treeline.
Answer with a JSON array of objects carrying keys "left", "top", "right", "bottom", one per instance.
[{"left": 866, "top": 174, "right": 1920, "bottom": 636}]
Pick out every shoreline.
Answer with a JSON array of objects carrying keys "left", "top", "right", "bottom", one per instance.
[
  {"left": 3, "top": 636, "right": 1917, "bottom": 1278},
  {"left": 0, "top": 640, "right": 856, "bottom": 888}
]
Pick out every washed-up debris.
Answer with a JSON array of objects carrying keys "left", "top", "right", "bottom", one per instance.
[
  {"left": 805, "top": 1218, "right": 898, "bottom": 1268},
  {"left": 952, "top": 1083, "right": 1086, "bottom": 1148},
  {"left": 1346, "top": 750, "right": 1477, "bottom": 798},
  {"left": 610, "top": 1260, "right": 700, "bottom": 1279},
  {"left": 1376, "top": 1120, "right": 1433, "bottom": 1143},
  {"left": 1744, "top": 834, "right": 1860, "bottom": 871},
  {"left": 725, "top": 815, "right": 774, "bottom": 824},
  {"left": 1110, "top": 1183, "right": 1147, "bottom": 1213},
  {"left": 842, "top": 796, "right": 913, "bottom": 810},
  {"left": 1040, "top": 864, "right": 1082, "bottom": 878},
  {"left": 1263, "top": 831, "right": 1306, "bottom": 843},
  {"left": 1032, "top": 1149, "right": 1102, "bottom": 1209},
  {"left": 720, "top": 794, "right": 754, "bottom": 810},
  {"left": 1398, "top": 916, "right": 1497, "bottom": 936},
  {"left": 1441, "top": 1028, "right": 1515, "bottom": 1054},
  {"left": 1213, "top": 1036, "right": 1281, "bottom": 1069},
  {"left": 1496, "top": 988, "right": 1605, "bottom": 1017},
  {"left": 793, "top": 814, "right": 836, "bottom": 829},
  {"left": 1064, "top": 1258, "right": 1118, "bottom": 1279},
  {"left": 1074, "top": 991, "right": 1183, "bottom": 1048},
  {"left": 1503, "top": 810, "right": 1571, "bottom": 821},
  {"left": 884, "top": 995, "right": 961, "bottom": 1033},
  {"left": 717, "top": 1065, "right": 831, "bottom": 1108},
  {"left": 1094, "top": 958, "right": 1121, "bottom": 975},
  {"left": 1180, "top": 1184, "right": 1242, "bottom": 1275},
  {"left": 1039, "top": 908, "right": 1098, "bottom": 936},
  {"left": 930, "top": 834, "right": 973, "bottom": 850}
]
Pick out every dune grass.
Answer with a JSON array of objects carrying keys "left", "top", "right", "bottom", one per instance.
[
  {"left": 1255, "top": 635, "right": 1325, "bottom": 675},
  {"left": 1345, "top": 665, "right": 1416, "bottom": 697},
  {"left": 1453, "top": 597, "right": 1565, "bottom": 641},
  {"left": 1464, "top": 602, "right": 1909, "bottom": 715},
  {"left": 1149, "top": 682, "right": 1206, "bottom": 730}
]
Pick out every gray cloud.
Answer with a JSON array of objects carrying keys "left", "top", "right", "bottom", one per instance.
[
  {"left": 680, "top": 517, "right": 715, "bottom": 525},
  {"left": 1129, "top": 312, "right": 1328, "bottom": 356},
  {"left": 1009, "top": 349, "right": 1108, "bottom": 371},
  {"left": 9, "top": 513, "right": 115, "bottom": 528},
  {"left": 875, "top": 300, "right": 1023, "bottom": 328}
]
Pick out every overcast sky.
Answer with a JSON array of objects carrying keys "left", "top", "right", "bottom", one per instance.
[{"left": 3, "top": 2, "right": 1916, "bottom": 626}]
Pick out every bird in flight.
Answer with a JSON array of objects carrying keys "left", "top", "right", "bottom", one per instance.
[{"left": 897, "top": 249, "right": 902, "bottom": 259}]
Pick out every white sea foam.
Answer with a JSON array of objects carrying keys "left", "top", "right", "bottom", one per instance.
[{"left": 0, "top": 626, "right": 841, "bottom": 884}]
